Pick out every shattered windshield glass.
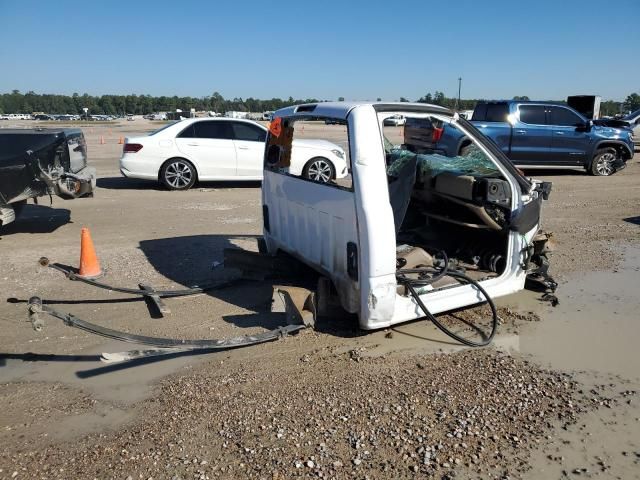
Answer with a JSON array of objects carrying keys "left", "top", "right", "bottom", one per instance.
[
  {"left": 384, "top": 115, "right": 500, "bottom": 178},
  {"left": 387, "top": 149, "right": 500, "bottom": 178}
]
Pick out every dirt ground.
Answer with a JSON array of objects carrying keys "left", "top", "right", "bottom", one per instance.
[{"left": 0, "top": 119, "right": 639, "bottom": 479}]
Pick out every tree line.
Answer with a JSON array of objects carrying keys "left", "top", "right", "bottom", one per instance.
[
  {"left": 1, "top": 89, "right": 638, "bottom": 117},
  {"left": 0, "top": 90, "right": 322, "bottom": 116}
]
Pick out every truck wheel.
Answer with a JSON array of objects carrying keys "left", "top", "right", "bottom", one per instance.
[
  {"left": 590, "top": 148, "right": 617, "bottom": 176},
  {"left": 160, "top": 158, "right": 197, "bottom": 190},
  {"left": 303, "top": 157, "right": 335, "bottom": 183}
]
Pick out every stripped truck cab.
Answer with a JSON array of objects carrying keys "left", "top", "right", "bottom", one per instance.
[{"left": 262, "top": 102, "right": 551, "bottom": 330}]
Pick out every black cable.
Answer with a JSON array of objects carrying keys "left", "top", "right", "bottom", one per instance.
[
  {"left": 396, "top": 250, "right": 498, "bottom": 347},
  {"left": 41, "top": 258, "right": 243, "bottom": 298}
]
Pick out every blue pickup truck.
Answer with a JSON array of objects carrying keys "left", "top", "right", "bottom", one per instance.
[{"left": 435, "top": 101, "right": 635, "bottom": 176}]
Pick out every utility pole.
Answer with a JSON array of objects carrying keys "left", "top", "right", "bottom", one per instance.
[{"left": 456, "top": 77, "right": 462, "bottom": 111}]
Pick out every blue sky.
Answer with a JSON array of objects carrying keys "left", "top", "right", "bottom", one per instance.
[{"left": 0, "top": 0, "right": 638, "bottom": 101}]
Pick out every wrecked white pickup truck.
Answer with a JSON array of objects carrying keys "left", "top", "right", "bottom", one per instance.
[
  {"left": 0, "top": 128, "right": 95, "bottom": 226},
  {"left": 262, "top": 102, "right": 553, "bottom": 340}
]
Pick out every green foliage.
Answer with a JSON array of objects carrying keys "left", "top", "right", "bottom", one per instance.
[
  {"left": 417, "top": 91, "right": 476, "bottom": 110},
  {"left": 600, "top": 100, "right": 623, "bottom": 117},
  {"left": 1, "top": 90, "right": 638, "bottom": 117},
  {"left": 623, "top": 93, "right": 640, "bottom": 112},
  {"left": 0, "top": 91, "right": 321, "bottom": 115}
]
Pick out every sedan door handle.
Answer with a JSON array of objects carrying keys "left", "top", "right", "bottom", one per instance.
[
  {"left": 515, "top": 130, "right": 526, "bottom": 134},
  {"left": 238, "top": 146, "right": 249, "bottom": 150},
  {"left": 187, "top": 143, "right": 200, "bottom": 146},
  {"left": 555, "top": 131, "right": 565, "bottom": 135}
]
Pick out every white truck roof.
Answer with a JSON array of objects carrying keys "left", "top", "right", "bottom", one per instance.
[{"left": 274, "top": 101, "right": 451, "bottom": 120}]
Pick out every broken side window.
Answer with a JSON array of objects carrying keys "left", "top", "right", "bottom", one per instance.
[{"left": 264, "top": 116, "right": 352, "bottom": 190}]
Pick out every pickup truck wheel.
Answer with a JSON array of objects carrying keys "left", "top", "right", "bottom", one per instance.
[
  {"left": 590, "top": 148, "right": 617, "bottom": 176},
  {"left": 160, "top": 158, "right": 197, "bottom": 190},
  {"left": 303, "top": 157, "right": 335, "bottom": 183}
]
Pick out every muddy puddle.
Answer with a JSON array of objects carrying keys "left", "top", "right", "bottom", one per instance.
[
  {"left": 518, "top": 244, "right": 640, "bottom": 479},
  {"left": 0, "top": 340, "right": 207, "bottom": 405},
  {"left": 519, "top": 244, "right": 640, "bottom": 380}
]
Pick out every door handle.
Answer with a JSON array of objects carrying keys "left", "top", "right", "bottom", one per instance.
[
  {"left": 515, "top": 130, "right": 526, "bottom": 134},
  {"left": 238, "top": 146, "right": 249, "bottom": 150},
  {"left": 187, "top": 143, "right": 200, "bottom": 146},
  {"left": 555, "top": 131, "right": 565, "bottom": 135}
]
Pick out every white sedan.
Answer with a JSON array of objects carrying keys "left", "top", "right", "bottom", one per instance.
[
  {"left": 383, "top": 114, "right": 406, "bottom": 126},
  {"left": 120, "top": 118, "right": 348, "bottom": 190}
]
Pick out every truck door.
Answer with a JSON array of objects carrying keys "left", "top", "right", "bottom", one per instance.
[
  {"left": 548, "top": 106, "right": 589, "bottom": 165},
  {"left": 262, "top": 115, "right": 360, "bottom": 313},
  {"left": 472, "top": 102, "right": 512, "bottom": 155},
  {"left": 510, "top": 104, "right": 552, "bottom": 165}
]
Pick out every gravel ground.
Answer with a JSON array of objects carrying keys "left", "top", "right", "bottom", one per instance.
[{"left": 2, "top": 348, "right": 625, "bottom": 480}]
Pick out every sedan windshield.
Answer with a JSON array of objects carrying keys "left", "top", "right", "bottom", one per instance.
[{"left": 623, "top": 109, "right": 640, "bottom": 121}]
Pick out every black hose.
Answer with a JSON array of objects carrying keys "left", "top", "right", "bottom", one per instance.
[
  {"left": 41, "top": 258, "right": 243, "bottom": 298},
  {"left": 396, "top": 251, "right": 498, "bottom": 347}
]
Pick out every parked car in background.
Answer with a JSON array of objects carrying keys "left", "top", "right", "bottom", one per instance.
[
  {"left": 0, "top": 128, "right": 95, "bottom": 226},
  {"left": 383, "top": 114, "right": 406, "bottom": 126},
  {"left": 145, "top": 113, "right": 167, "bottom": 121},
  {"left": 120, "top": 118, "right": 348, "bottom": 190},
  {"left": 436, "top": 101, "right": 634, "bottom": 176},
  {"left": 622, "top": 109, "right": 640, "bottom": 148},
  {"left": 52, "top": 114, "right": 80, "bottom": 121},
  {"left": 1, "top": 113, "right": 31, "bottom": 120}
]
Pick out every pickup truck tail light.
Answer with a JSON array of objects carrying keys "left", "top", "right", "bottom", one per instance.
[
  {"left": 432, "top": 127, "right": 443, "bottom": 142},
  {"left": 123, "top": 143, "right": 143, "bottom": 153}
]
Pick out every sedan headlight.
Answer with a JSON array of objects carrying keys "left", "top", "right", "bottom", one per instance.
[{"left": 331, "top": 149, "right": 345, "bottom": 159}]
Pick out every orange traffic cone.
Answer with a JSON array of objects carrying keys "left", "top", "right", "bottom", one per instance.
[
  {"left": 118, "top": 136, "right": 124, "bottom": 144},
  {"left": 78, "top": 227, "right": 103, "bottom": 278},
  {"left": 99, "top": 135, "right": 105, "bottom": 145}
]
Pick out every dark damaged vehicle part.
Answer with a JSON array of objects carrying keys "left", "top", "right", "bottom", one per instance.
[
  {"left": 31, "top": 253, "right": 315, "bottom": 362},
  {"left": 27, "top": 296, "right": 306, "bottom": 362},
  {"left": 40, "top": 257, "right": 243, "bottom": 298},
  {"left": 0, "top": 128, "right": 95, "bottom": 226}
]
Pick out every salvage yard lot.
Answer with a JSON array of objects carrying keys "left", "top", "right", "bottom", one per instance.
[{"left": 1, "top": 119, "right": 639, "bottom": 479}]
